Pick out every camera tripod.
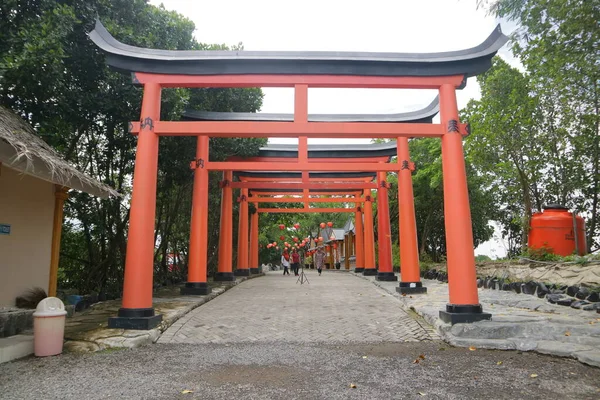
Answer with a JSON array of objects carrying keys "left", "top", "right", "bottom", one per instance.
[{"left": 296, "top": 265, "right": 309, "bottom": 285}]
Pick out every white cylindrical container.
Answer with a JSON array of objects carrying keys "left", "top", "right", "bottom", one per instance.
[{"left": 33, "top": 297, "right": 67, "bottom": 357}]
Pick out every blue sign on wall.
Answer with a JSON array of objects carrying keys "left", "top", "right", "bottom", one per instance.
[{"left": 0, "top": 224, "right": 11, "bottom": 235}]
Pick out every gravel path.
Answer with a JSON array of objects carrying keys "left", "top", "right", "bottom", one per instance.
[{"left": 1, "top": 342, "right": 599, "bottom": 399}]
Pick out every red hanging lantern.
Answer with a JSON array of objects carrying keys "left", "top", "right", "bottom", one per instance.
[
  {"left": 293, "top": 237, "right": 298, "bottom": 242},
  {"left": 284, "top": 241, "right": 288, "bottom": 246},
  {"left": 280, "top": 235, "right": 285, "bottom": 241},
  {"left": 267, "top": 243, "right": 271, "bottom": 248},
  {"left": 272, "top": 241, "right": 277, "bottom": 246},
  {"left": 279, "top": 224, "right": 285, "bottom": 230},
  {"left": 294, "top": 223, "right": 300, "bottom": 229},
  {"left": 327, "top": 221, "right": 333, "bottom": 227},
  {"left": 318, "top": 236, "right": 323, "bottom": 242},
  {"left": 333, "top": 243, "right": 338, "bottom": 249},
  {"left": 320, "top": 222, "right": 326, "bottom": 229}
]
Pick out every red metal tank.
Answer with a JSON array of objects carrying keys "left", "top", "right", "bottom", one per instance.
[{"left": 528, "top": 205, "right": 586, "bottom": 256}]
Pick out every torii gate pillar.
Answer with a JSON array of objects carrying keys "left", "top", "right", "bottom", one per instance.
[
  {"left": 439, "top": 84, "right": 491, "bottom": 323},
  {"left": 353, "top": 203, "right": 365, "bottom": 273},
  {"left": 362, "top": 189, "right": 377, "bottom": 275},
  {"left": 181, "top": 136, "right": 211, "bottom": 295},
  {"left": 376, "top": 171, "right": 396, "bottom": 281},
  {"left": 396, "top": 137, "right": 427, "bottom": 294},
  {"left": 108, "top": 83, "right": 162, "bottom": 329},
  {"left": 215, "top": 171, "right": 236, "bottom": 281}
]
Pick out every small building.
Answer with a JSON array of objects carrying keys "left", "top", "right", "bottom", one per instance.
[{"left": 0, "top": 107, "right": 117, "bottom": 308}]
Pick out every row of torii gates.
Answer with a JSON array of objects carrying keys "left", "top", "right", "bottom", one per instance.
[{"left": 90, "top": 21, "right": 507, "bottom": 329}]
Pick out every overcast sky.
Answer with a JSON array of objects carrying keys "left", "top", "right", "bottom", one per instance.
[{"left": 148, "top": 0, "right": 515, "bottom": 257}]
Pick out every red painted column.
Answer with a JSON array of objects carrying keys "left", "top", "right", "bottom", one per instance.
[
  {"left": 216, "top": 171, "right": 235, "bottom": 281},
  {"left": 235, "top": 188, "right": 250, "bottom": 276},
  {"left": 181, "top": 136, "right": 211, "bottom": 295},
  {"left": 396, "top": 137, "right": 427, "bottom": 294},
  {"left": 249, "top": 210, "right": 259, "bottom": 273},
  {"left": 354, "top": 200, "right": 365, "bottom": 273},
  {"left": 109, "top": 82, "right": 162, "bottom": 329},
  {"left": 439, "top": 83, "right": 490, "bottom": 324},
  {"left": 362, "top": 188, "right": 377, "bottom": 275},
  {"left": 376, "top": 171, "right": 396, "bottom": 281}
]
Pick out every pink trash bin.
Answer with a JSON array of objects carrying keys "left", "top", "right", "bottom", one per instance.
[{"left": 33, "top": 297, "right": 67, "bottom": 357}]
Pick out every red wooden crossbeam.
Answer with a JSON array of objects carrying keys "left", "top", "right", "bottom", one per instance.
[
  {"left": 133, "top": 73, "right": 465, "bottom": 89},
  {"left": 208, "top": 161, "right": 400, "bottom": 172},
  {"left": 250, "top": 191, "right": 364, "bottom": 196},
  {"left": 129, "top": 121, "right": 456, "bottom": 138},
  {"left": 257, "top": 207, "right": 357, "bottom": 213},
  {"left": 231, "top": 182, "right": 376, "bottom": 189},
  {"left": 249, "top": 197, "right": 363, "bottom": 203}
]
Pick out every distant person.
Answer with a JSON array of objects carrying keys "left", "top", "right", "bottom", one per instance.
[
  {"left": 291, "top": 248, "right": 300, "bottom": 276},
  {"left": 281, "top": 249, "right": 291, "bottom": 275},
  {"left": 314, "top": 246, "right": 326, "bottom": 276}
]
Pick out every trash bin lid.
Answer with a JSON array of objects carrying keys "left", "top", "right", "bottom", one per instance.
[{"left": 33, "top": 297, "right": 67, "bottom": 317}]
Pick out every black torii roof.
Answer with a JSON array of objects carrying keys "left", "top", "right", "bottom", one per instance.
[
  {"left": 89, "top": 20, "right": 507, "bottom": 78},
  {"left": 183, "top": 96, "right": 439, "bottom": 124}
]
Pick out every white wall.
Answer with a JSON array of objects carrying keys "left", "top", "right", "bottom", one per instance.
[{"left": 0, "top": 166, "right": 54, "bottom": 307}]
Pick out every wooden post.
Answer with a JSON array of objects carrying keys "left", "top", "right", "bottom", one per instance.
[
  {"left": 181, "top": 136, "right": 211, "bottom": 295},
  {"left": 216, "top": 171, "right": 235, "bottom": 281},
  {"left": 109, "top": 82, "right": 162, "bottom": 330},
  {"left": 48, "top": 186, "right": 69, "bottom": 297},
  {"left": 439, "top": 83, "right": 491, "bottom": 324}
]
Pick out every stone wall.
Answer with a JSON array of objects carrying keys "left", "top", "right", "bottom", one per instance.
[{"left": 475, "top": 261, "right": 600, "bottom": 287}]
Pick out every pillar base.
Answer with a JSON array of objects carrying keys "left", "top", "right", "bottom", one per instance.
[
  {"left": 234, "top": 269, "right": 250, "bottom": 277},
  {"left": 180, "top": 282, "right": 211, "bottom": 296},
  {"left": 439, "top": 304, "right": 492, "bottom": 325},
  {"left": 214, "top": 272, "right": 236, "bottom": 281},
  {"left": 396, "top": 281, "right": 427, "bottom": 294},
  {"left": 249, "top": 268, "right": 260, "bottom": 274},
  {"left": 108, "top": 308, "right": 162, "bottom": 330},
  {"left": 376, "top": 272, "right": 398, "bottom": 281},
  {"left": 354, "top": 267, "right": 365, "bottom": 273},
  {"left": 362, "top": 268, "right": 377, "bottom": 276}
]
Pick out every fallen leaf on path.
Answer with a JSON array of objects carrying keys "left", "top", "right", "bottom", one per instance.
[
  {"left": 469, "top": 346, "right": 477, "bottom": 351},
  {"left": 497, "top": 361, "right": 503, "bottom": 365},
  {"left": 418, "top": 392, "right": 426, "bottom": 396},
  {"left": 564, "top": 331, "right": 571, "bottom": 336},
  {"left": 409, "top": 296, "right": 413, "bottom": 298},
  {"left": 350, "top": 383, "right": 357, "bottom": 389},
  {"left": 181, "top": 390, "right": 193, "bottom": 394},
  {"left": 418, "top": 354, "right": 425, "bottom": 360},
  {"left": 530, "top": 374, "right": 538, "bottom": 378},
  {"left": 362, "top": 356, "right": 368, "bottom": 359},
  {"left": 438, "top": 347, "right": 446, "bottom": 351},
  {"left": 413, "top": 359, "right": 420, "bottom": 364},
  {"left": 402, "top": 293, "right": 407, "bottom": 297}
]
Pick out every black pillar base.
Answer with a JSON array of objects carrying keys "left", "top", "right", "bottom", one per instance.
[
  {"left": 234, "top": 269, "right": 250, "bottom": 277},
  {"left": 180, "top": 282, "right": 211, "bottom": 296},
  {"left": 249, "top": 268, "right": 260, "bottom": 274},
  {"left": 354, "top": 267, "right": 365, "bottom": 273},
  {"left": 108, "top": 307, "right": 162, "bottom": 330},
  {"left": 362, "top": 268, "right": 377, "bottom": 276},
  {"left": 396, "top": 281, "right": 428, "bottom": 294},
  {"left": 214, "top": 272, "right": 236, "bottom": 282},
  {"left": 376, "top": 272, "right": 398, "bottom": 281},
  {"left": 439, "top": 304, "right": 492, "bottom": 325}
]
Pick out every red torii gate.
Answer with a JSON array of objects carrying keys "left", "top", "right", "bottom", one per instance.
[{"left": 90, "top": 21, "right": 506, "bottom": 329}]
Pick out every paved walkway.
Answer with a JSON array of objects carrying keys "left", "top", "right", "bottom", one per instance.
[
  {"left": 159, "top": 270, "right": 438, "bottom": 344},
  {"left": 359, "top": 273, "right": 600, "bottom": 368}
]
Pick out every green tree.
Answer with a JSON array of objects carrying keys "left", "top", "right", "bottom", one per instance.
[
  {"left": 481, "top": 0, "right": 600, "bottom": 251},
  {"left": 0, "top": 0, "right": 264, "bottom": 295}
]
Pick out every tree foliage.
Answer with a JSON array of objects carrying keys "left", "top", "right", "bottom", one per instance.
[
  {"left": 473, "top": 0, "right": 600, "bottom": 253},
  {"left": 0, "top": 0, "right": 265, "bottom": 296}
]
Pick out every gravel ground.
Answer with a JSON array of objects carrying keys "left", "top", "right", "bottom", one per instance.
[{"left": 1, "top": 342, "right": 599, "bottom": 399}]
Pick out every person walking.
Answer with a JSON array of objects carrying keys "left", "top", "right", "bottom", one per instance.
[
  {"left": 281, "top": 249, "right": 291, "bottom": 275},
  {"left": 314, "top": 246, "right": 326, "bottom": 276},
  {"left": 291, "top": 248, "right": 300, "bottom": 276}
]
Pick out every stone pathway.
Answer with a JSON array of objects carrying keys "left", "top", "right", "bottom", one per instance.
[
  {"left": 159, "top": 270, "right": 438, "bottom": 344},
  {"left": 358, "top": 273, "right": 600, "bottom": 368}
]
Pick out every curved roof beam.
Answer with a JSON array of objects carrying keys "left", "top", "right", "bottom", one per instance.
[
  {"left": 184, "top": 96, "right": 438, "bottom": 123},
  {"left": 89, "top": 20, "right": 507, "bottom": 78}
]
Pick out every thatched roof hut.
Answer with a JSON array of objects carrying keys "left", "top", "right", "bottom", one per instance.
[{"left": 0, "top": 106, "right": 118, "bottom": 198}]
